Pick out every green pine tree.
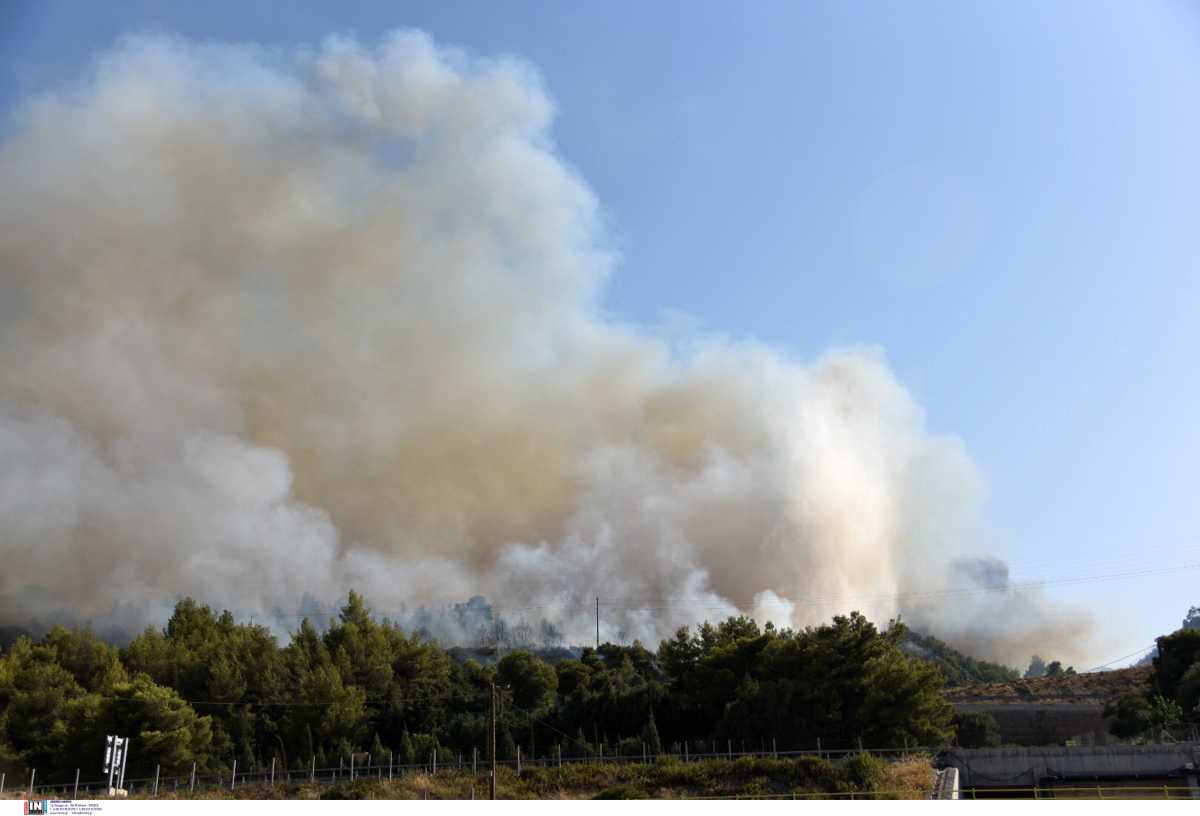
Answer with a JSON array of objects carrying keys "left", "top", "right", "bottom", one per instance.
[
  {"left": 642, "top": 709, "right": 663, "bottom": 756},
  {"left": 370, "top": 732, "right": 386, "bottom": 768},
  {"left": 398, "top": 725, "right": 415, "bottom": 766},
  {"left": 571, "top": 727, "right": 590, "bottom": 758},
  {"left": 498, "top": 723, "right": 517, "bottom": 761}
]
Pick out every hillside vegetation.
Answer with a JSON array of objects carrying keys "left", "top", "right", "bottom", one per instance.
[
  {"left": 901, "top": 631, "right": 1020, "bottom": 687},
  {"left": 0, "top": 593, "right": 954, "bottom": 787},
  {"left": 944, "top": 665, "right": 1153, "bottom": 704}
]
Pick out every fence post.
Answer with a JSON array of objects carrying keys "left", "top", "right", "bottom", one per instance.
[
  {"left": 270, "top": 757, "right": 276, "bottom": 786},
  {"left": 310, "top": 756, "right": 315, "bottom": 783},
  {"left": 1, "top": 771, "right": 5, "bottom": 793},
  {"left": 74, "top": 768, "right": 80, "bottom": 799},
  {"left": 390, "top": 750, "right": 394, "bottom": 780},
  {"left": 772, "top": 737, "right": 777, "bottom": 759},
  {"left": 684, "top": 742, "right": 689, "bottom": 763},
  {"left": 517, "top": 745, "right": 521, "bottom": 777},
  {"left": 472, "top": 746, "right": 477, "bottom": 774},
  {"left": 28, "top": 768, "right": 36, "bottom": 798},
  {"left": 231, "top": 759, "right": 237, "bottom": 790},
  {"left": 433, "top": 748, "right": 437, "bottom": 776},
  {"left": 727, "top": 739, "right": 732, "bottom": 760},
  {"left": 350, "top": 752, "right": 355, "bottom": 781},
  {"left": 190, "top": 762, "right": 196, "bottom": 792},
  {"left": 153, "top": 764, "right": 160, "bottom": 796}
]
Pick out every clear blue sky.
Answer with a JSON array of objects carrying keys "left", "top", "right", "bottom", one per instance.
[{"left": 3, "top": 0, "right": 1198, "bottom": 664}]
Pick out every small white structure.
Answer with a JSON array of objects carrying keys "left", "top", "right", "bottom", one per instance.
[
  {"left": 104, "top": 735, "right": 130, "bottom": 795},
  {"left": 931, "top": 767, "right": 960, "bottom": 799}
]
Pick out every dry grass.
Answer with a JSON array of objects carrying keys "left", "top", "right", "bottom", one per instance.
[
  {"left": 878, "top": 755, "right": 936, "bottom": 799},
  {"left": 944, "top": 666, "right": 1152, "bottom": 704},
  {"left": 10, "top": 755, "right": 938, "bottom": 801}
]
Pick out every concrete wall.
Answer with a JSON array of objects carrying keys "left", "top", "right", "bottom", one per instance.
[
  {"left": 938, "top": 742, "right": 1200, "bottom": 791},
  {"left": 952, "top": 701, "right": 1112, "bottom": 746}
]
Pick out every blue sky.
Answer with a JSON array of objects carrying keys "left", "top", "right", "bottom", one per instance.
[{"left": 3, "top": 0, "right": 1198, "bottom": 664}]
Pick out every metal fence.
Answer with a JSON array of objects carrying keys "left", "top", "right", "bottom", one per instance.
[
  {"left": 9, "top": 742, "right": 1196, "bottom": 800},
  {"left": 5, "top": 741, "right": 936, "bottom": 799}
]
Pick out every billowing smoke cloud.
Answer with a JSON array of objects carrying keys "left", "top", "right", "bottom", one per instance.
[{"left": 0, "top": 31, "right": 1092, "bottom": 664}]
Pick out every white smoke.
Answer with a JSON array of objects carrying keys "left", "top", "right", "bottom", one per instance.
[{"left": 0, "top": 31, "right": 1092, "bottom": 664}]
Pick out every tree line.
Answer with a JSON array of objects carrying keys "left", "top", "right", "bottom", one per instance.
[
  {"left": 0, "top": 592, "right": 965, "bottom": 783},
  {"left": 1104, "top": 609, "right": 1200, "bottom": 741}
]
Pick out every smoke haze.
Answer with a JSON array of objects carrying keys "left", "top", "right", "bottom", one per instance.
[{"left": 0, "top": 31, "right": 1092, "bottom": 665}]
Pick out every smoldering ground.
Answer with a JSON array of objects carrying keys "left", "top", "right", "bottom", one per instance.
[{"left": 0, "top": 31, "right": 1094, "bottom": 666}]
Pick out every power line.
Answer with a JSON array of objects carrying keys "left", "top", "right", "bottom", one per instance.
[
  {"left": 598, "top": 562, "right": 1200, "bottom": 609},
  {"left": 1084, "top": 644, "right": 1157, "bottom": 673}
]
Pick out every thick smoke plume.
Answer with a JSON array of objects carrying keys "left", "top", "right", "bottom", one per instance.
[{"left": 0, "top": 32, "right": 1092, "bottom": 665}]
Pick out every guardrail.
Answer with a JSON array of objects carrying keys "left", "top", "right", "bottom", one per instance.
[{"left": 686, "top": 785, "right": 1195, "bottom": 800}]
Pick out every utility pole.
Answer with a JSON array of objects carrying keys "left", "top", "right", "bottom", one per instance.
[
  {"left": 595, "top": 597, "right": 600, "bottom": 650},
  {"left": 489, "top": 682, "right": 498, "bottom": 800}
]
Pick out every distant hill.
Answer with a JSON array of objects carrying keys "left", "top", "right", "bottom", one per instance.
[
  {"left": 901, "top": 631, "right": 1021, "bottom": 687},
  {"left": 446, "top": 644, "right": 581, "bottom": 666},
  {"left": 943, "top": 664, "right": 1153, "bottom": 704},
  {"left": 0, "top": 625, "right": 33, "bottom": 652},
  {"left": 448, "top": 630, "right": 1022, "bottom": 686}
]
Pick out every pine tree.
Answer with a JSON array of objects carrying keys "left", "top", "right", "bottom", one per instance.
[
  {"left": 498, "top": 723, "right": 517, "bottom": 761},
  {"left": 370, "top": 732, "right": 386, "bottom": 769},
  {"left": 571, "top": 727, "right": 590, "bottom": 758},
  {"left": 398, "top": 725, "right": 415, "bottom": 766},
  {"left": 642, "top": 709, "right": 663, "bottom": 756}
]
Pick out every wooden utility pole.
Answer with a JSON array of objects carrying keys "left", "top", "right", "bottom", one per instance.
[
  {"left": 595, "top": 597, "right": 600, "bottom": 650},
  {"left": 489, "top": 682, "right": 498, "bottom": 800}
]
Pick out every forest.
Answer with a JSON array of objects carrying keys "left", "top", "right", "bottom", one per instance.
[{"left": 0, "top": 593, "right": 960, "bottom": 783}]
